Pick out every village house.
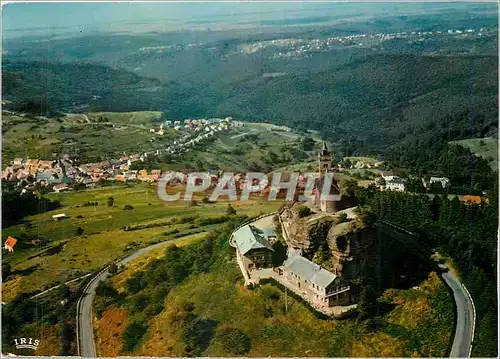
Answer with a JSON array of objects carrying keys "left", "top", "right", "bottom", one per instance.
[
  {"left": 4, "top": 236, "right": 17, "bottom": 253},
  {"left": 386, "top": 177, "right": 406, "bottom": 192},
  {"left": 463, "top": 195, "right": 482, "bottom": 205},
  {"left": 423, "top": 176, "right": 451, "bottom": 189},
  {"left": 13, "top": 158, "right": 24, "bottom": 166},
  {"left": 53, "top": 183, "right": 69, "bottom": 193}
]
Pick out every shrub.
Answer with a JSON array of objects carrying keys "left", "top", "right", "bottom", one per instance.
[
  {"left": 96, "top": 280, "right": 119, "bottom": 298},
  {"left": 227, "top": 204, "right": 237, "bottom": 215},
  {"left": 108, "top": 263, "right": 118, "bottom": 275},
  {"left": 297, "top": 205, "right": 311, "bottom": 218},
  {"left": 215, "top": 326, "right": 251, "bottom": 355},
  {"left": 182, "top": 314, "right": 218, "bottom": 356},
  {"left": 122, "top": 322, "right": 149, "bottom": 352},
  {"left": 75, "top": 227, "right": 84, "bottom": 236},
  {"left": 125, "top": 272, "right": 147, "bottom": 294},
  {"left": 123, "top": 204, "right": 134, "bottom": 210},
  {"left": 107, "top": 196, "right": 114, "bottom": 207},
  {"left": 335, "top": 212, "right": 348, "bottom": 224}
]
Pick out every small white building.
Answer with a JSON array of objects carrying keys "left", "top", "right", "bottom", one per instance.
[
  {"left": 52, "top": 214, "right": 67, "bottom": 221},
  {"left": 428, "top": 177, "right": 450, "bottom": 189},
  {"left": 386, "top": 178, "right": 406, "bottom": 192}
]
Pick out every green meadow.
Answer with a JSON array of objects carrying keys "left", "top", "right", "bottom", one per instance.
[{"left": 2, "top": 182, "right": 283, "bottom": 299}]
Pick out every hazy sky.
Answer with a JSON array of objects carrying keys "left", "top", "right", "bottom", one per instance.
[{"left": 2, "top": 2, "right": 495, "bottom": 38}]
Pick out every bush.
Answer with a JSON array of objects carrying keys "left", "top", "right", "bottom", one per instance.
[
  {"left": 107, "top": 196, "right": 114, "bottom": 207},
  {"left": 125, "top": 272, "right": 147, "bottom": 294},
  {"left": 215, "top": 326, "right": 251, "bottom": 355},
  {"left": 96, "top": 280, "right": 119, "bottom": 298},
  {"left": 227, "top": 204, "right": 237, "bottom": 215},
  {"left": 297, "top": 205, "right": 311, "bottom": 218},
  {"left": 75, "top": 227, "right": 84, "bottom": 236},
  {"left": 122, "top": 322, "right": 149, "bottom": 352},
  {"left": 108, "top": 263, "right": 118, "bottom": 275},
  {"left": 182, "top": 314, "right": 218, "bottom": 356},
  {"left": 335, "top": 212, "right": 348, "bottom": 224},
  {"left": 123, "top": 204, "right": 134, "bottom": 210}
]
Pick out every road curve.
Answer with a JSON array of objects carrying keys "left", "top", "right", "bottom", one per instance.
[
  {"left": 77, "top": 235, "right": 205, "bottom": 357},
  {"left": 440, "top": 264, "right": 475, "bottom": 357}
]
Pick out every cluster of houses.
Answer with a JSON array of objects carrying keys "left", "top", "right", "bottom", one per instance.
[
  {"left": 163, "top": 116, "right": 242, "bottom": 132},
  {"left": 1, "top": 154, "right": 165, "bottom": 193},
  {"left": 157, "top": 117, "right": 242, "bottom": 156},
  {"left": 376, "top": 173, "right": 452, "bottom": 192},
  {"left": 2, "top": 116, "right": 247, "bottom": 193},
  {"left": 337, "top": 159, "right": 385, "bottom": 171}
]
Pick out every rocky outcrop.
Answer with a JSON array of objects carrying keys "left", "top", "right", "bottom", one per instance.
[
  {"left": 280, "top": 202, "right": 369, "bottom": 279},
  {"left": 280, "top": 203, "right": 335, "bottom": 255},
  {"left": 326, "top": 221, "right": 372, "bottom": 280}
]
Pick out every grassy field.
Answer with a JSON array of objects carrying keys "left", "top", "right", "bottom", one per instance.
[
  {"left": 2, "top": 113, "right": 314, "bottom": 173},
  {"left": 2, "top": 183, "right": 283, "bottom": 300},
  {"left": 1, "top": 111, "right": 176, "bottom": 165},
  {"left": 96, "top": 242, "right": 453, "bottom": 357},
  {"left": 343, "top": 156, "right": 382, "bottom": 164},
  {"left": 449, "top": 137, "right": 498, "bottom": 170},
  {"left": 166, "top": 123, "right": 315, "bottom": 172}
]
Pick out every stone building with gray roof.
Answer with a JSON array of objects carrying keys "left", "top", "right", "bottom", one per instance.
[
  {"left": 230, "top": 224, "right": 275, "bottom": 272},
  {"left": 278, "top": 250, "right": 350, "bottom": 307}
]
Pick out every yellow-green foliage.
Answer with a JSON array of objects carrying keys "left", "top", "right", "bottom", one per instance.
[{"left": 2, "top": 183, "right": 282, "bottom": 299}]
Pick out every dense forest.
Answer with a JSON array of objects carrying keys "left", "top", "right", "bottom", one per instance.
[
  {"left": 354, "top": 181, "right": 498, "bottom": 357},
  {"left": 3, "top": 51, "right": 497, "bottom": 176}
]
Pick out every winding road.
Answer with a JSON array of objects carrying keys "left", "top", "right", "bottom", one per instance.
[
  {"left": 76, "top": 234, "right": 475, "bottom": 358},
  {"left": 77, "top": 235, "right": 205, "bottom": 357},
  {"left": 439, "top": 263, "right": 476, "bottom": 357}
]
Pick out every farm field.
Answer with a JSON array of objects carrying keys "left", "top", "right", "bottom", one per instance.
[
  {"left": 1, "top": 111, "right": 177, "bottom": 165},
  {"left": 165, "top": 123, "right": 316, "bottom": 173},
  {"left": 1, "top": 182, "right": 283, "bottom": 300}
]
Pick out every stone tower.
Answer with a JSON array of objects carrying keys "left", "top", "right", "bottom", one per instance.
[{"left": 318, "top": 141, "right": 332, "bottom": 175}]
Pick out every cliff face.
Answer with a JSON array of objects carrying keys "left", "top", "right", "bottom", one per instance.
[
  {"left": 280, "top": 203, "right": 369, "bottom": 280},
  {"left": 327, "top": 222, "right": 372, "bottom": 280},
  {"left": 280, "top": 204, "right": 433, "bottom": 290}
]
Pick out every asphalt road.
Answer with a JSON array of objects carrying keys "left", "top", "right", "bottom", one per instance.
[
  {"left": 77, "top": 235, "right": 204, "bottom": 357},
  {"left": 440, "top": 264, "right": 475, "bottom": 357},
  {"left": 77, "top": 237, "right": 474, "bottom": 358}
]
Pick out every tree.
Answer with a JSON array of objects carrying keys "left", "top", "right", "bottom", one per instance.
[
  {"left": 59, "top": 284, "right": 71, "bottom": 299},
  {"left": 75, "top": 227, "right": 84, "bottom": 236},
  {"left": 123, "top": 204, "right": 134, "bottom": 210},
  {"left": 122, "top": 322, "right": 149, "bottom": 352},
  {"left": 215, "top": 326, "right": 251, "bottom": 355},
  {"left": 335, "top": 212, "right": 348, "bottom": 224},
  {"left": 226, "top": 204, "right": 237, "bottom": 215},
  {"left": 301, "top": 136, "right": 315, "bottom": 151},
  {"left": 108, "top": 262, "right": 118, "bottom": 275},
  {"left": 96, "top": 280, "right": 119, "bottom": 298},
  {"left": 357, "top": 283, "right": 378, "bottom": 320},
  {"left": 73, "top": 182, "right": 86, "bottom": 191},
  {"left": 107, "top": 196, "right": 114, "bottom": 207},
  {"left": 297, "top": 205, "right": 311, "bottom": 218},
  {"left": 182, "top": 314, "right": 218, "bottom": 356},
  {"left": 2, "top": 263, "right": 12, "bottom": 280}
]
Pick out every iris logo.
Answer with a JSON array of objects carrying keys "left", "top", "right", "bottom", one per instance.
[{"left": 14, "top": 338, "right": 40, "bottom": 351}]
